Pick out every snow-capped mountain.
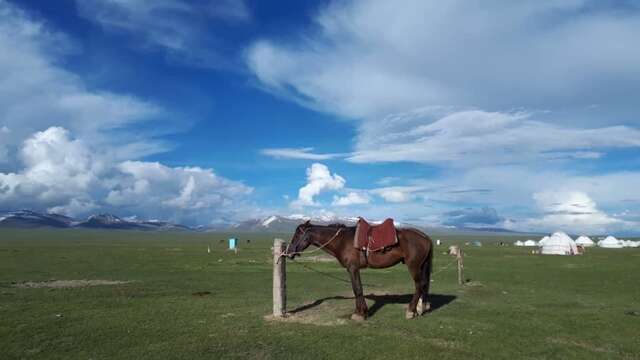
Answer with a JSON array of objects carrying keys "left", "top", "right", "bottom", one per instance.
[
  {"left": 76, "top": 214, "right": 191, "bottom": 231},
  {"left": 0, "top": 210, "right": 191, "bottom": 231},
  {"left": 0, "top": 210, "right": 75, "bottom": 228}
]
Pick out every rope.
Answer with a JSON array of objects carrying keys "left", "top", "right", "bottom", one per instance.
[
  {"left": 288, "top": 259, "right": 383, "bottom": 287},
  {"left": 287, "top": 255, "right": 460, "bottom": 288},
  {"left": 280, "top": 228, "right": 343, "bottom": 258},
  {"left": 430, "top": 258, "right": 458, "bottom": 278}
]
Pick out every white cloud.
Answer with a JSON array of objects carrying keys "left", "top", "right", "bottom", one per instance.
[
  {"left": 526, "top": 191, "right": 627, "bottom": 234},
  {"left": 0, "top": 127, "right": 105, "bottom": 211},
  {"left": 292, "top": 163, "right": 345, "bottom": 207},
  {"left": 0, "top": 0, "right": 166, "bottom": 166},
  {"left": 371, "top": 186, "right": 424, "bottom": 203},
  {"left": 261, "top": 147, "right": 344, "bottom": 160},
  {"left": 108, "top": 160, "right": 253, "bottom": 217},
  {"left": 49, "top": 198, "right": 98, "bottom": 217},
  {"left": 0, "top": 127, "right": 253, "bottom": 224},
  {"left": 332, "top": 192, "right": 370, "bottom": 206},
  {"left": 247, "top": 0, "right": 640, "bottom": 121},
  {"left": 348, "top": 109, "right": 640, "bottom": 166},
  {"left": 77, "top": 0, "right": 250, "bottom": 68}
]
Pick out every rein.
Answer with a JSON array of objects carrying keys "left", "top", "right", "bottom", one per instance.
[{"left": 281, "top": 227, "right": 343, "bottom": 258}]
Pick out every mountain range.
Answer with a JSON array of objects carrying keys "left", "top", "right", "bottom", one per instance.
[
  {"left": 0, "top": 210, "right": 191, "bottom": 231},
  {"left": 0, "top": 210, "right": 528, "bottom": 235}
]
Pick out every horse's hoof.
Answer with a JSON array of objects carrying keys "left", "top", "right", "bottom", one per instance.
[
  {"left": 351, "top": 313, "right": 366, "bottom": 322},
  {"left": 417, "top": 299, "right": 431, "bottom": 315},
  {"left": 405, "top": 310, "right": 417, "bottom": 320}
]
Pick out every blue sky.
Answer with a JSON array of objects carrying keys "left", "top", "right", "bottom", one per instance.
[{"left": 1, "top": 0, "right": 640, "bottom": 234}]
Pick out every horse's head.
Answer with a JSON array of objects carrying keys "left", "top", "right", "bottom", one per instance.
[{"left": 287, "top": 220, "right": 313, "bottom": 259}]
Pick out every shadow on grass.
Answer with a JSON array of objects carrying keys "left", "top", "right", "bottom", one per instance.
[{"left": 289, "top": 293, "right": 456, "bottom": 318}]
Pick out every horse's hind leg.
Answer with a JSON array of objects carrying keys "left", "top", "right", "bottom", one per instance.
[
  {"left": 347, "top": 267, "right": 368, "bottom": 321},
  {"left": 417, "top": 257, "right": 432, "bottom": 315},
  {"left": 405, "top": 262, "right": 422, "bottom": 319}
]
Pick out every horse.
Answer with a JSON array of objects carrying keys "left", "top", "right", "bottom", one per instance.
[{"left": 286, "top": 220, "right": 434, "bottom": 320}]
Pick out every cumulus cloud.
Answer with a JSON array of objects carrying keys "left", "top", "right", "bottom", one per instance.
[
  {"left": 0, "top": 127, "right": 104, "bottom": 212},
  {"left": 108, "top": 160, "right": 252, "bottom": 218},
  {"left": 292, "top": 163, "right": 345, "bottom": 207},
  {"left": 526, "top": 191, "right": 626, "bottom": 234},
  {"left": 332, "top": 192, "right": 370, "bottom": 206},
  {"left": 261, "top": 147, "right": 344, "bottom": 160},
  {"left": 77, "top": 0, "right": 251, "bottom": 68},
  {"left": 0, "top": 127, "right": 253, "bottom": 223}
]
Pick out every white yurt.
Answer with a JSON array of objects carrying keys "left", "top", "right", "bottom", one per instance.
[
  {"left": 598, "top": 236, "right": 624, "bottom": 249},
  {"left": 538, "top": 236, "right": 550, "bottom": 246},
  {"left": 575, "top": 235, "right": 595, "bottom": 247},
  {"left": 524, "top": 240, "right": 537, "bottom": 247},
  {"left": 628, "top": 241, "right": 640, "bottom": 248},
  {"left": 541, "top": 232, "right": 578, "bottom": 255},
  {"left": 514, "top": 240, "right": 524, "bottom": 246},
  {"left": 622, "top": 240, "right": 638, "bottom": 247}
]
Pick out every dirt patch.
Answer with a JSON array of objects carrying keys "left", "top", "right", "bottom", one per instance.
[
  {"left": 14, "top": 280, "right": 131, "bottom": 289},
  {"left": 264, "top": 295, "right": 353, "bottom": 326},
  {"left": 192, "top": 291, "right": 211, "bottom": 297},
  {"left": 264, "top": 313, "right": 348, "bottom": 326}
]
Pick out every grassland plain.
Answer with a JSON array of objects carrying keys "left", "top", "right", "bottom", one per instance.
[{"left": 0, "top": 229, "right": 639, "bottom": 359}]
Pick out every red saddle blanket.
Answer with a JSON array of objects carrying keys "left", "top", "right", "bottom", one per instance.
[{"left": 354, "top": 218, "right": 398, "bottom": 252}]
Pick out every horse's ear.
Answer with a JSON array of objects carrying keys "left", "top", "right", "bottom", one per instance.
[{"left": 304, "top": 220, "right": 311, "bottom": 226}]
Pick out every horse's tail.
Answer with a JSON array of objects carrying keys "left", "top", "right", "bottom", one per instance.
[
  {"left": 426, "top": 239, "right": 433, "bottom": 277},
  {"left": 420, "top": 233, "right": 433, "bottom": 313}
]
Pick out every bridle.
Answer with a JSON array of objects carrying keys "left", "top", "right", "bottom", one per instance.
[{"left": 282, "top": 225, "right": 343, "bottom": 258}]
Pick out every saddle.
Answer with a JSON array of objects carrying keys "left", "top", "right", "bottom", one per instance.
[{"left": 354, "top": 217, "right": 398, "bottom": 252}]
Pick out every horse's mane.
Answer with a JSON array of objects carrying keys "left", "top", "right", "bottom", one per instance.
[
  {"left": 325, "top": 223, "right": 356, "bottom": 230},
  {"left": 326, "top": 222, "right": 347, "bottom": 227}
]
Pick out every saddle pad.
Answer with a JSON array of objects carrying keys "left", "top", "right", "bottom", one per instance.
[{"left": 354, "top": 218, "right": 398, "bottom": 252}]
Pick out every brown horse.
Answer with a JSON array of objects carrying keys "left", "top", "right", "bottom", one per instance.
[{"left": 286, "top": 220, "right": 433, "bottom": 320}]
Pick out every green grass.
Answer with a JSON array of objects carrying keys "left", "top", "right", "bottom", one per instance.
[{"left": 1, "top": 229, "right": 639, "bottom": 359}]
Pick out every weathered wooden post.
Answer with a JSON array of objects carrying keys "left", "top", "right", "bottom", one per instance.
[
  {"left": 273, "top": 238, "right": 286, "bottom": 317},
  {"left": 457, "top": 248, "right": 464, "bottom": 285}
]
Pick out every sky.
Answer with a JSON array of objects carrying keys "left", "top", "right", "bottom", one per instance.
[{"left": 1, "top": 0, "right": 640, "bottom": 234}]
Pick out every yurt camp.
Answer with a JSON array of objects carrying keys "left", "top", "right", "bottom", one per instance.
[
  {"left": 540, "top": 232, "right": 578, "bottom": 255},
  {"left": 575, "top": 235, "right": 595, "bottom": 247},
  {"left": 598, "top": 236, "right": 624, "bottom": 248},
  {"left": 514, "top": 240, "right": 524, "bottom": 246},
  {"left": 523, "top": 240, "right": 537, "bottom": 247},
  {"left": 538, "top": 235, "right": 550, "bottom": 246}
]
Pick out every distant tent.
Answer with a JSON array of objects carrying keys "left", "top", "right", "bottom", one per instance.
[
  {"left": 523, "top": 240, "right": 537, "bottom": 247},
  {"left": 541, "top": 232, "right": 578, "bottom": 255},
  {"left": 628, "top": 241, "right": 640, "bottom": 248},
  {"left": 514, "top": 240, "right": 524, "bottom": 246},
  {"left": 472, "top": 241, "right": 482, "bottom": 247},
  {"left": 598, "top": 236, "right": 624, "bottom": 249},
  {"left": 622, "top": 240, "right": 638, "bottom": 248},
  {"left": 538, "top": 236, "right": 550, "bottom": 246},
  {"left": 575, "top": 235, "right": 595, "bottom": 247}
]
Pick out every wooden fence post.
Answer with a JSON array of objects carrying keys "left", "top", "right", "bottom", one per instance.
[
  {"left": 457, "top": 248, "right": 464, "bottom": 285},
  {"left": 273, "top": 238, "right": 286, "bottom": 317}
]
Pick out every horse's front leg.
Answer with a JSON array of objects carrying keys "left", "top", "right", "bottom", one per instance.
[{"left": 347, "top": 267, "right": 368, "bottom": 321}]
